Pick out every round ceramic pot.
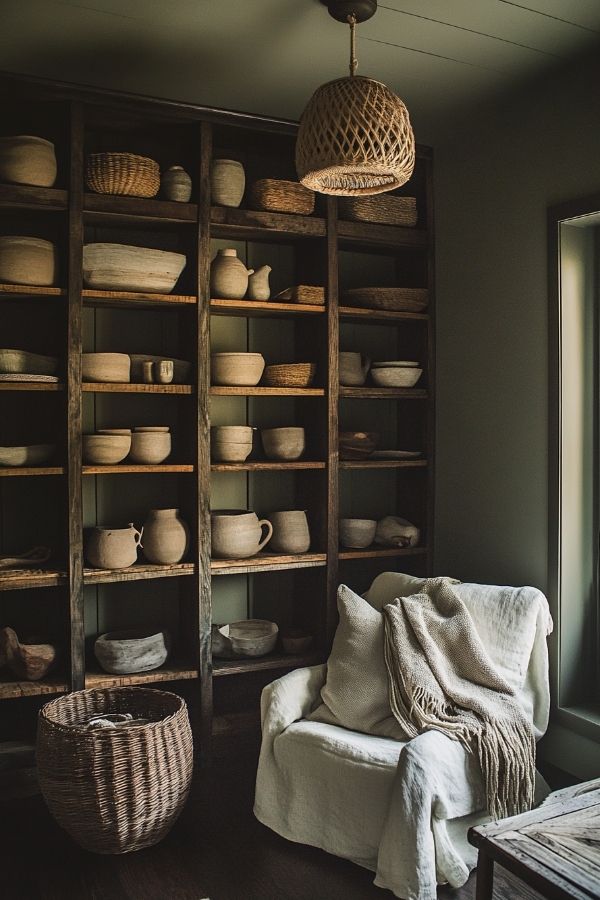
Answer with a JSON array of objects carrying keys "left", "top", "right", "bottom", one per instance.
[
  {"left": 161, "top": 165, "right": 192, "bottom": 202},
  {"left": 261, "top": 427, "right": 305, "bottom": 461},
  {"left": 129, "top": 431, "right": 171, "bottom": 464},
  {"left": 268, "top": 510, "right": 310, "bottom": 554},
  {"left": 210, "top": 425, "right": 254, "bottom": 462},
  {"left": 210, "top": 352, "right": 265, "bottom": 386},
  {"left": 339, "top": 518, "right": 377, "bottom": 549},
  {"left": 0, "top": 135, "right": 57, "bottom": 187},
  {"left": 142, "top": 508, "right": 189, "bottom": 564},
  {"left": 0, "top": 236, "right": 57, "bottom": 287},
  {"left": 85, "top": 523, "right": 142, "bottom": 569},
  {"left": 211, "top": 510, "right": 273, "bottom": 559},
  {"left": 94, "top": 629, "right": 170, "bottom": 674},
  {"left": 210, "top": 248, "right": 253, "bottom": 300},
  {"left": 82, "top": 433, "right": 131, "bottom": 465},
  {"left": 210, "top": 159, "right": 245, "bottom": 208}
]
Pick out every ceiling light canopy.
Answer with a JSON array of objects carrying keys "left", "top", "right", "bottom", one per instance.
[{"left": 295, "top": 0, "right": 415, "bottom": 197}]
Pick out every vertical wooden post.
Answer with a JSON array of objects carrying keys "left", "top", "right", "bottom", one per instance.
[
  {"left": 475, "top": 852, "right": 494, "bottom": 900},
  {"left": 67, "top": 101, "right": 84, "bottom": 691},
  {"left": 326, "top": 195, "right": 339, "bottom": 645},
  {"left": 424, "top": 150, "right": 436, "bottom": 576},
  {"left": 196, "top": 120, "right": 213, "bottom": 761}
]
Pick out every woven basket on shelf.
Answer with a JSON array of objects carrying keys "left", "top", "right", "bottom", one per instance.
[
  {"left": 262, "top": 362, "right": 316, "bottom": 388},
  {"left": 338, "top": 195, "right": 417, "bottom": 227},
  {"left": 37, "top": 687, "right": 193, "bottom": 854},
  {"left": 249, "top": 179, "right": 315, "bottom": 216},
  {"left": 274, "top": 285, "right": 325, "bottom": 306},
  {"left": 342, "top": 287, "right": 428, "bottom": 313},
  {"left": 85, "top": 153, "right": 160, "bottom": 198}
]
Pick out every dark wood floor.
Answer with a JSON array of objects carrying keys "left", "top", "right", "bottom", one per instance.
[{"left": 0, "top": 755, "right": 546, "bottom": 900}]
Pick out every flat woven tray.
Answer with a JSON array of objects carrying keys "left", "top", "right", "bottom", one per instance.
[
  {"left": 338, "top": 195, "right": 417, "bottom": 227},
  {"left": 262, "top": 363, "right": 316, "bottom": 388},
  {"left": 85, "top": 152, "right": 160, "bottom": 198},
  {"left": 0, "top": 373, "right": 60, "bottom": 382},
  {"left": 274, "top": 285, "right": 325, "bottom": 305},
  {"left": 249, "top": 179, "right": 315, "bottom": 216},
  {"left": 342, "top": 287, "right": 428, "bottom": 313}
]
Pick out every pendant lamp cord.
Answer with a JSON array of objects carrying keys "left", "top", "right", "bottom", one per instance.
[{"left": 348, "top": 13, "right": 358, "bottom": 76}]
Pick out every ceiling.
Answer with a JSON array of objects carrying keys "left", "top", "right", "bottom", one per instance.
[{"left": 1, "top": 0, "right": 600, "bottom": 142}]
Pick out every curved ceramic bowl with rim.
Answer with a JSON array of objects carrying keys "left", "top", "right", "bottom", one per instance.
[
  {"left": 129, "top": 431, "right": 171, "bottom": 464},
  {"left": 370, "top": 367, "right": 423, "bottom": 388},
  {"left": 94, "top": 628, "right": 170, "bottom": 674},
  {"left": 261, "top": 426, "right": 305, "bottom": 461},
  {"left": 82, "top": 433, "right": 131, "bottom": 465},
  {"left": 211, "top": 619, "right": 278, "bottom": 658},
  {"left": 0, "top": 444, "right": 55, "bottom": 467},
  {"left": 82, "top": 352, "right": 131, "bottom": 383},
  {"left": 83, "top": 243, "right": 186, "bottom": 294},
  {"left": 0, "top": 135, "right": 57, "bottom": 187},
  {"left": 210, "top": 425, "right": 254, "bottom": 462},
  {"left": 211, "top": 352, "right": 265, "bottom": 387},
  {"left": 339, "top": 518, "right": 377, "bottom": 549},
  {"left": 0, "top": 236, "right": 57, "bottom": 287}
]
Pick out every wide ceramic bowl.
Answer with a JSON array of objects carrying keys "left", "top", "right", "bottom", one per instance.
[
  {"left": 211, "top": 425, "right": 253, "bottom": 462},
  {"left": 339, "top": 517, "right": 377, "bottom": 549},
  {"left": 261, "top": 427, "right": 305, "bottom": 461},
  {"left": 211, "top": 352, "right": 265, "bottom": 386},
  {"left": 0, "top": 236, "right": 57, "bottom": 286},
  {"left": 83, "top": 243, "right": 186, "bottom": 293},
  {"left": 0, "top": 136, "right": 57, "bottom": 187},
  {"left": 82, "top": 352, "right": 131, "bottom": 383},
  {"left": 94, "top": 629, "right": 170, "bottom": 674},
  {"left": 129, "top": 431, "right": 171, "bottom": 464},
  {"left": 0, "top": 444, "right": 55, "bottom": 467},
  {"left": 370, "top": 367, "right": 423, "bottom": 388},
  {"left": 211, "top": 619, "right": 278, "bottom": 658},
  {"left": 82, "top": 433, "right": 131, "bottom": 465}
]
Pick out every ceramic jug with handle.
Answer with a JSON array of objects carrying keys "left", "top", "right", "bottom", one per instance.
[
  {"left": 339, "top": 351, "right": 371, "bottom": 386},
  {"left": 246, "top": 265, "right": 272, "bottom": 301},
  {"left": 211, "top": 510, "right": 273, "bottom": 559}
]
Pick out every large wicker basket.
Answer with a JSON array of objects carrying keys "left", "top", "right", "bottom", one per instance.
[
  {"left": 249, "top": 179, "right": 315, "bottom": 216},
  {"left": 37, "top": 687, "right": 193, "bottom": 854},
  {"left": 338, "top": 195, "right": 418, "bottom": 227},
  {"left": 85, "top": 152, "right": 160, "bottom": 198},
  {"left": 262, "top": 362, "right": 316, "bottom": 388}
]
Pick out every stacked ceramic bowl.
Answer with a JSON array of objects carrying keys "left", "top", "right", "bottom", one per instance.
[
  {"left": 82, "top": 427, "right": 171, "bottom": 465},
  {"left": 211, "top": 425, "right": 254, "bottom": 462},
  {"left": 370, "top": 360, "right": 422, "bottom": 388}
]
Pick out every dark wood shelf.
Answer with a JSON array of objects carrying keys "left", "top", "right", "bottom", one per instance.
[
  {"left": 339, "top": 546, "right": 428, "bottom": 560},
  {"left": 211, "top": 461, "right": 325, "bottom": 472},
  {"left": 0, "top": 467, "right": 64, "bottom": 477},
  {"left": 337, "top": 220, "right": 428, "bottom": 251},
  {"left": 0, "top": 283, "right": 66, "bottom": 299},
  {"left": 339, "top": 305, "right": 428, "bottom": 324},
  {"left": 211, "top": 552, "right": 327, "bottom": 576},
  {"left": 82, "top": 289, "right": 197, "bottom": 309},
  {"left": 83, "top": 192, "right": 198, "bottom": 225},
  {"left": 83, "top": 464, "right": 194, "bottom": 475},
  {"left": 85, "top": 664, "right": 199, "bottom": 689},
  {"left": 0, "top": 183, "right": 68, "bottom": 211},
  {"left": 210, "top": 298, "right": 325, "bottom": 318},
  {"left": 340, "top": 387, "right": 428, "bottom": 400},
  {"left": 213, "top": 651, "right": 322, "bottom": 677},
  {"left": 82, "top": 382, "right": 193, "bottom": 394},
  {"left": 210, "top": 386, "right": 324, "bottom": 397},
  {"left": 83, "top": 562, "right": 194, "bottom": 584},
  {"left": 0, "top": 382, "right": 64, "bottom": 392},
  {"left": 210, "top": 206, "right": 326, "bottom": 241},
  {"left": 0, "top": 677, "right": 68, "bottom": 700},
  {"left": 339, "top": 459, "right": 427, "bottom": 469},
  {"left": 0, "top": 569, "right": 66, "bottom": 591}
]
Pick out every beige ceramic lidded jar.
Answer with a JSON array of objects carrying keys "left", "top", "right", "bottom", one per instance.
[
  {"left": 142, "top": 508, "right": 189, "bottom": 565},
  {"left": 210, "top": 159, "right": 245, "bottom": 207},
  {"left": 210, "top": 248, "right": 254, "bottom": 300}
]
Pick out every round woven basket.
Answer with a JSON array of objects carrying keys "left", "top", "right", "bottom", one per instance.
[
  {"left": 37, "top": 687, "right": 193, "bottom": 854},
  {"left": 85, "top": 153, "right": 160, "bottom": 198},
  {"left": 262, "top": 363, "right": 316, "bottom": 388}
]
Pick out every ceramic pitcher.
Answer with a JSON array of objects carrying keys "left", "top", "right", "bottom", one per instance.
[
  {"left": 339, "top": 351, "right": 371, "bottom": 386},
  {"left": 142, "top": 508, "right": 189, "bottom": 564},
  {"left": 210, "top": 248, "right": 254, "bottom": 300},
  {"left": 85, "top": 523, "right": 143, "bottom": 569},
  {"left": 211, "top": 510, "right": 273, "bottom": 559},
  {"left": 246, "top": 265, "right": 271, "bottom": 301}
]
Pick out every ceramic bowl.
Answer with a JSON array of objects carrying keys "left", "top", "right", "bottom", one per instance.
[
  {"left": 134, "top": 426, "right": 169, "bottom": 433},
  {"left": 0, "top": 236, "right": 57, "bottom": 286},
  {"left": 0, "top": 444, "right": 55, "bottom": 467},
  {"left": 339, "top": 518, "right": 377, "bottom": 549},
  {"left": 94, "top": 629, "right": 170, "bottom": 674},
  {"left": 211, "top": 352, "right": 265, "bottom": 386},
  {"left": 0, "top": 349, "right": 58, "bottom": 376},
  {"left": 339, "top": 431, "right": 379, "bottom": 460},
  {"left": 261, "top": 427, "right": 305, "bottom": 461},
  {"left": 129, "top": 431, "right": 172, "bottom": 464},
  {"left": 370, "top": 367, "right": 423, "bottom": 388},
  {"left": 83, "top": 243, "right": 186, "bottom": 293},
  {"left": 281, "top": 629, "right": 313, "bottom": 655},
  {"left": 0, "top": 136, "right": 57, "bottom": 187},
  {"left": 82, "top": 434, "right": 131, "bottom": 465},
  {"left": 82, "top": 352, "right": 131, "bottom": 383},
  {"left": 211, "top": 619, "right": 278, "bottom": 658},
  {"left": 211, "top": 425, "right": 253, "bottom": 462},
  {"left": 371, "top": 360, "right": 419, "bottom": 368}
]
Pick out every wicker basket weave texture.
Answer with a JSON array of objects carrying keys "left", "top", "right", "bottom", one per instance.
[
  {"left": 249, "top": 179, "right": 315, "bottom": 216},
  {"left": 85, "top": 153, "right": 160, "bottom": 198},
  {"left": 37, "top": 687, "right": 193, "bottom": 854},
  {"left": 262, "top": 363, "right": 316, "bottom": 388},
  {"left": 338, "top": 195, "right": 417, "bottom": 227}
]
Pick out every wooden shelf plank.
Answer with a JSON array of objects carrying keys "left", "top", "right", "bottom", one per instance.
[
  {"left": 0, "top": 467, "right": 64, "bottom": 477},
  {"left": 83, "top": 193, "right": 198, "bottom": 225},
  {"left": 0, "top": 677, "right": 68, "bottom": 700},
  {"left": 85, "top": 664, "right": 198, "bottom": 689},
  {"left": 339, "top": 305, "right": 428, "bottom": 323},
  {"left": 211, "top": 206, "right": 326, "bottom": 241},
  {"left": 0, "top": 382, "right": 64, "bottom": 391},
  {"left": 83, "top": 464, "right": 194, "bottom": 475},
  {"left": 211, "top": 461, "right": 325, "bottom": 472},
  {"left": 82, "top": 289, "right": 197, "bottom": 309},
  {"left": 83, "top": 562, "right": 194, "bottom": 584},
  {"left": 82, "top": 382, "right": 193, "bottom": 394},
  {"left": 340, "top": 387, "right": 428, "bottom": 400},
  {"left": 339, "top": 546, "right": 428, "bottom": 560},
  {"left": 0, "top": 283, "right": 66, "bottom": 298},
  {"left": 213, "top": 651, "right": 322, "bottom": 677},
  {"left": 211, "top": 552, "right": 326, "bottom": 576},
  {"left": 0, "top": 569, "right": 66, "bottom": 591},
  {"left": 337, "top": 220, "right": 428, "bottom": 250},
  {"left": 210, "top": 386, "right": 324, "bottom": 397},
  {"left": 339, "top": 459, "right": 427, "bottom": 470},
  {"left": 0, "top": 183, "right": 68, "bottom": 211},
  {"left": 210, "top": 298, "right": 325, "bottom": 318}
]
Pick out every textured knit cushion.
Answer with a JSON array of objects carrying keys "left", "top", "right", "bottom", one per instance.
[{"left": 308, "top": 583, "right": 405, "bottom": 739}]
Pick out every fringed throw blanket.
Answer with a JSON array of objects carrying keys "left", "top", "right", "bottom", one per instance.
[{"left": 383, "top": 577, "right": 535, "bottom": 819}]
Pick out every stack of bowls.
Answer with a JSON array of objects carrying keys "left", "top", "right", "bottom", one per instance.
[
  {"left": 370, "top": 360, "right": 423, "bottom": 388},
  {"left": 211, "top": 426, "right": 254, "bottom": 462}
]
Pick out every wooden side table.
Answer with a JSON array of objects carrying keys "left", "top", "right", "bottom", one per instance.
[{"left": 469, "top": 779, "right": 600, "bottom": 899}]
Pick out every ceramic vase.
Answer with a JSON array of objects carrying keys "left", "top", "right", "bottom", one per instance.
[
  {"left": 247, "top": 265, "right": 271, "bottom": 300},
  {"left": 161, "top": 166, "right": 192, "bottom": 202},
  {"left": 142, "top": 508, "right": 189, "bottom": 564},
  {"left": 210, "top": 159, "right": 245, "bottom": 207},
  {"left": 210, "top": 248, "right": 254, "bottom": 299},
  {"left": 268, "top": 510, "right": 310, "bottom": 554}
]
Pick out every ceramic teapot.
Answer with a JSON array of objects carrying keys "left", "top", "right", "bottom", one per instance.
[
  {"left": 210, "top": 248, "right": 253, "bottom": 300},
  {"left": 246, "top": 265, "right": 271, "bottom": 301},
  {"left": 339, "top": 351, "right": 371, "bottom": 386}
]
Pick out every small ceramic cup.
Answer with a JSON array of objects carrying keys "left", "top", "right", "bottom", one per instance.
[
  {"left": 142, "top": 360, "right": 154, "bottom": 383},
  {"left": 154, "top": 360, "right": 174, "bottom": 384}
]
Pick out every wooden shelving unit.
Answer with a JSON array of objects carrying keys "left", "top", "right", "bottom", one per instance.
[{"left": 0, "top": 72, "right": 434, "bottom": 758}]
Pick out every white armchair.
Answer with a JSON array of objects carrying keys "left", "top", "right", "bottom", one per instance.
[{"left": 254, "top": 572, "right": 553, "bottom": 900}]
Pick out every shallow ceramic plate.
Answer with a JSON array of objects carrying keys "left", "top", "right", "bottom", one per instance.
[{"left": 370, "top": 450, "right": 422, "bottom": 459}]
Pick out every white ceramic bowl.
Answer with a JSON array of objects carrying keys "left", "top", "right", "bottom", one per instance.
[
  {"left": 0, "top": 136, "right": 57, "bottom": 187},
  {"left": 339, "top": 518, "right": 377, "bottom": 549},
  {"left": 211, "top": 352, "right": 265, "bottom": 386},
  {"left": 82, "top": 352, "right": 131, "bottom": 383},
  {"left": 212, "top": 619, "right": 278, "bottom": 658},
  {"left": 0, "top": 236, "right": 57, "bottom": 286},
  {"left": 129, "top": 431, "right": 171, "bottom": 464},
  {"left": 82, "top": 434, "right": 131, "bottom": 465},
  {"left": 83, "top": 243, "right": 186, "bottom": 293},
  {"left": 370, "top": 367, "right": 423, "bottom": 388}
]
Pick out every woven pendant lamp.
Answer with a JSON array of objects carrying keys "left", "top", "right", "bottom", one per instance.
[{"left": 296, "top": 0, "right": 415, "bottom": 196}]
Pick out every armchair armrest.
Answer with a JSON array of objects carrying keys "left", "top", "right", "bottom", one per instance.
[{"left": 260, "top": 664, "right": 326, "bottom": 740}]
